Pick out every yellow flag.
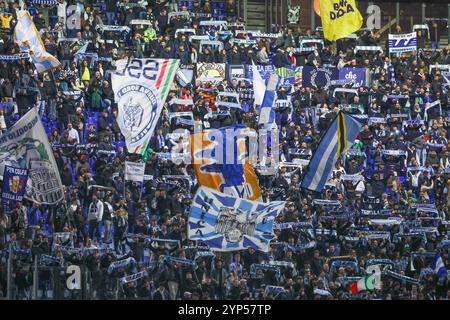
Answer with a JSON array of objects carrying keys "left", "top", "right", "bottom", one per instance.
[{"left": 319, "top": 0, "right": 363, "bottom": 41}]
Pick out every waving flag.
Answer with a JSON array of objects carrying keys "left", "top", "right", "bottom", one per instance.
[
  {"left": 301, "top": 112, "right": 362, "bottom": 192},
  {"left": 252, "top": 61, "right": 266, "bottom": 107},
  {"left": 188, "top": 186, "right": 285, "bottom": 252},
  {"left": 350, "top": 274, "right": 376, "bottom": 294},
  {"left": 112, "top": 58, "right": 179, "bottom": 155},
  {"left": 258, "top": 74, "right": 280, "bottom": 128},
  {"left": 0, "top": 108, "right": 64, "bottom": 204},
  {"left": 14, "top": 10, "right": 61, "bottom": 73},
  {"left": 319, "top": 0, "right": 363, "bottom": 41},
  {"left": 190, "top": 125, "right": 261, "bottom": 200}
]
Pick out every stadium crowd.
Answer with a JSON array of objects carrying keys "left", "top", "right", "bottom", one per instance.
[{"left": 0, "top": 0, "right": 450, "bottom": 300}]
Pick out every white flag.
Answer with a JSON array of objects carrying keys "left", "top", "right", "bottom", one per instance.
[
  {"left": 124, "top": 161, "right": 145, "bottom": 183},
  {"left": 0, "top": 108, "right": 64, "bottom": 204},
  {"left": 252, "top": 61, "right": 266, "bottom": 107}
]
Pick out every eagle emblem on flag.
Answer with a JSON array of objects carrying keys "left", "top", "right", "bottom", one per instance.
[{"left": 188, "top": 186, "right": 285, "bottom": 252}]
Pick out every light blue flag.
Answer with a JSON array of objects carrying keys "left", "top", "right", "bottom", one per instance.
[
  {"left": 188, "top": 186, "right": 285, "bottom": 252},
  {"left": 258, "top": 73, "right": 280, "bottom": 128},
  {"left": 301, "top": 112, "right": 362, "bottom": 192}
]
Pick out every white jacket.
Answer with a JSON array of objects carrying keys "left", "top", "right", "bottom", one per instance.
[{"left": 88, "top": 200, "right": 104, "bottom": 222}]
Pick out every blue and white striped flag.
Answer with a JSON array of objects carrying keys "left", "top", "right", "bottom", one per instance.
[
  {"left": 388, "top": 32, "right": 417, "bottom": 54},
  {"left": 14, "top": 10, "right": 61, "bottom": 73},
  {"left": 188, "top": 186, "right": 285, "bottom": 252},
  {"left": 301, "top": 112, "right": 362, "bottom": 192},
  {"left": 258, "top": 73, "right": 280, "bottom": 128},
  {"left": 431, "top": 252, "right": 448, "bottom": 278}
]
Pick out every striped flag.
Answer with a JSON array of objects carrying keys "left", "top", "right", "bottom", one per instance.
[
  {"left": 112, "top": 58, "right": 179, "bottom": 155},
  {"left": 301, "top": 112, "right": 362, "bottom": 192},
  {"left": 258, "top": 74, "right": 280, "bottom": 128},
  {"left": 190, "top": 125, "right": 262, "bottom": 200},
  {"left": 14, "top": 10, "right": 61, "bottom": 73}
]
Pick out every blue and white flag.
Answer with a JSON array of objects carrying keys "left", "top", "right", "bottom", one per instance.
[
  {"left": 301, "top": 112, "right": 362, "bottom": 192},
  {"left": 14, "top": 10, "right": 62, "bottom": 73},
  {"left": 252, "top": 61, "right": 266, "bottom": 107},
  {"left": 112, "top": 58, "right": 179, "bottom": 155},
  {"left": 188, "top": 186, "right": 285, "bottom": 252},
  {"left": 388, "top": 32, "right": 417, "bottom": 54},
  {"left": 1, "top": 166, "right": 28, "bottom": 202},
  {"left": 431, "top": 252, "right": 447, "bottom": 278},
  {"left": 258, "top": 74, "right": 280, "bottom": 128}
]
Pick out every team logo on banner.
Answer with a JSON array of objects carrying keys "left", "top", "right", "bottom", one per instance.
[
  {"left": 302, "top": 66, "right": 339, "bottom": 89},
  {"left": 2, "top": 166, "right": 28, "bottom": 201},
  {"left": 0, "top": 109, "right": 64, "bottom": 204},
  {"left": 188, "top": 186, "right": 285, "bottom": 252}
]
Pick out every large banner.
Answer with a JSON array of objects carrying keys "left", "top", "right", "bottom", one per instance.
[
  {"left": 112, "top": 58, "right": 179, "bottom": 155},
  {"left": 2, "top": 166, "right": 28, "bottom": 202},
  {"left": 360, "top": 195, "right": 384, "bottom": 215},
  {"left": 196, "top": 63, "right": 225, "bottom": 83},
  {"left": 388, "top": 32, "right": 417, "bottom": 54},
  {"left": 14, "top": 10, "right": 61, "bottom": 73},
  {"left": 339, "top": 67, "right": 366, "bottom": 88},
  {"left": 302, "top": 66, "right": 339, "bottom": 89},
  {"left": 190, "top": 125, "right": 261, "bottom": 200},
  {"left": 245, "top": 64, "right": 275, "bottom": 82},
  {"left": 188, "top": 186, "right": 285, "bottom": 252},
  {"left": 0, "top": 108, "right": 64, "bottom": 204}
]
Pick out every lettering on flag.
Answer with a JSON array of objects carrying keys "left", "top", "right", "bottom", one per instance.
[{"left": 0, "top": 108, "right": 64, "bottom": 204}]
